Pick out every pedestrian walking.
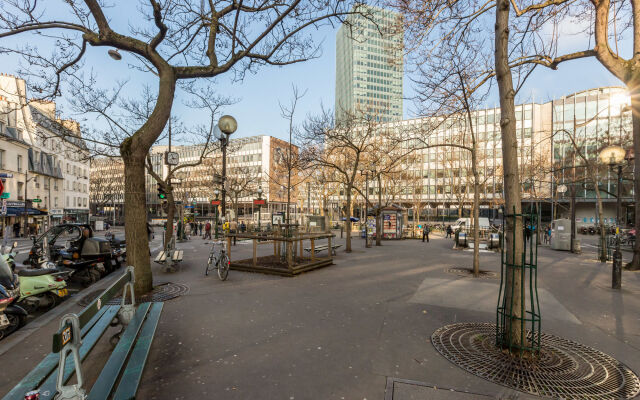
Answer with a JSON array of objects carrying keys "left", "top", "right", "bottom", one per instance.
[
  {"left": 445, "top": 225, "right": 453, "bottom": 239},
  {"left": 204, "top": 221, "right": 212, "bottom": 239},
  {"left": 422, "top": 225, "right": 430, "bottom": 243},
  {"left": 198, "top": 222, "right": 203, "bottom": 236},
  {"left": 13, "top": 222, "right": 20, "bottom": 238}
]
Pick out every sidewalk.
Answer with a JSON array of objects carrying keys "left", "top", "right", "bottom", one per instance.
[{"left": 1, "top": 234, "right": 639, "bottom": 399}]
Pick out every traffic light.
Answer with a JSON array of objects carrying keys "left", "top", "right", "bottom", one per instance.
[{"left": 158, "top": 186, "right": 167, "bottom": 199}]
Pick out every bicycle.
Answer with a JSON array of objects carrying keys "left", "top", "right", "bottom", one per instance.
[{"left": 205, "top": 240, "right": 230, "bottom": 281}]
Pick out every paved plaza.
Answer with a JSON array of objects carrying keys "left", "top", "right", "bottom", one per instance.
[{"left": 1, "top": 232, "right": 639, "bottom": 399}]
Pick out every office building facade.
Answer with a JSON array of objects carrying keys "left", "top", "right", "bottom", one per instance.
[{"left": 335, "top": 5, "right": 403, "bottom": 122}]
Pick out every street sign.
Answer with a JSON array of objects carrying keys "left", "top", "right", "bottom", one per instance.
[
  {"left": 0, "top": 173, "right": 13, "bottom": 178},
  {"left": 32, "top": 198, "right": 42, "bottom": 203},
  {"left": 1, "top": 199, "right": 6, "bottom": 215},
  {"left": 253, "top": 199, "right": 266, "bottom": 206},
  {"left": 211, "top": 200, "right": 221, "bottom": 206},
  {"left": 0, "top": 193, "right": 8, "bottom": 199},
  {"left": 184, "top": 205, "right": 194, "bottom": 209}
]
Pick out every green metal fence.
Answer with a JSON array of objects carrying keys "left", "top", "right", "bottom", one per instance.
[{"left": 496, "top": 206, "right": 541, "bottom": 356}]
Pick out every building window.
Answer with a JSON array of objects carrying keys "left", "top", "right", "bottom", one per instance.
[
  {"left": 17, "top": 182, "right": 24, "bottom": 200},
  {"left": 55, "top": 197, "right": 58, "bottom": 207},
  {"left": 17, "top": 155, "right": 22, "bottom": 172}
]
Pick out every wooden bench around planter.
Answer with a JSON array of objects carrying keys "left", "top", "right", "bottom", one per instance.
[{"left": 228, "top": 232, "right": 336, "bottom": 276}]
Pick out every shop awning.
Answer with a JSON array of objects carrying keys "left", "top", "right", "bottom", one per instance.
[{"left": 3, "top": 207, "right": 48, "bottom": 216}]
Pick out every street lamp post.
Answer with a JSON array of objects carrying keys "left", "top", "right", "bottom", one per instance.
[
  {"left": 214, "top": 189, "right": 220, "bottom": 239},
  {"left": 257, "top": 187, "right": 263, "bottom": 231},
  {"left": 218, "top": 115, "right": 238, "bottom": 224},
  {"left": 598, "top": 145, "right": 630, "bottom": 289}
]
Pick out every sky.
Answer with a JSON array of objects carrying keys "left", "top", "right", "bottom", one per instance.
[{"left": 0, "top": 2, "right": 630, "bottom": 144}]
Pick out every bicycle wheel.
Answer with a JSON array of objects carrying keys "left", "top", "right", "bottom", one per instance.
[
  {"left": 217, "top": 253, "right": 230, "bottom": 281},
  {"left": 205, "top": 253, "right": 215, "bottom": 276}
]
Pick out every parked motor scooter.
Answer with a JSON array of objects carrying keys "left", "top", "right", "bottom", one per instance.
[
  {"left": 588, "top": 226, "right": 597, "bottom": 235},
  {"left": 60, "top": 258, "right": 102, "bottom": 287},
  {"left": 2, "top": 242, "right": 69, "bottom": 313},
  {"left": 0, "top": 250, "right": 27, "bottom": 339}
]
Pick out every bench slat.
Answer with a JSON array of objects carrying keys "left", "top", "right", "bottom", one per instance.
[
  {"left": 154, "top": 252, "right": 165, "bottom": 262},
  {"left": 87, "top": 303, "right": 152, "bottom": 400},
  {"left": 37, "top": 305, "right": 122, "bottom": 400},
  {"left": 112, "top": 302, "right": 164, "bottom": 400},
  {"left": 1, "top": 305, "right": 117, "bottom": 400},
  {"left": 172, "top": 250, "right": 183, "bottom": 261}
]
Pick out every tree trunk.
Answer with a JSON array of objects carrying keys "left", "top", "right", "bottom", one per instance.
[
  {"left": 376, "top": 175, "right": 382, "bottom": 246},
  {"left": 629, "top": 90, "right": 640, "bottom": 269},
  {"left": 346, "top": 184, "right": 352, "bottom": 252},
  {"left": 120, "top": 69, "right": 176, "bottom": 295},
  {"left": 495, "top": 0, "right": 524, "bottom": 349},
  {"left": 472, "top": 150, "right": 480, "bottom": 278},
  {"left": 165, "top": 189, "right": 175, "bottom": 248},
  {"left": 121, "top": 152, "right": 153, "bottom": 295}
]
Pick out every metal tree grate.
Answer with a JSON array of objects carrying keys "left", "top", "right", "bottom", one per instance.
[
  {"left": 432, "top": 323, "right": 640, "bottom": 399},
  {"left": 78, "top": 282, "right": 189, "bottom": 306},
  {"left": 446, "top": 267, "right": 498, "bottom": 279}
]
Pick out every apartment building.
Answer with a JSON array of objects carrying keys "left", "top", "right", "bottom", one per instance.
[
  {"left": 0, "top": 74, "right": 89, "bottom": 236},
  {"left": 89, "top": 156, "right": 125, "bottom": 224}
]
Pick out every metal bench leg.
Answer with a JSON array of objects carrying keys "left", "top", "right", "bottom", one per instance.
[
  {"left": 55, "top": 314, "right": 85, "bottom": 400},
  {"left": 118, "top": 266, "right": 137, "bottom": 326},
  {"left": 112, "top": 266, "right": 137, "bottom": 345}
]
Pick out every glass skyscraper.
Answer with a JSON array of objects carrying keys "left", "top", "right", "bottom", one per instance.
[{"left": 335, "top": 5, "right": 403, "bottom": 122}]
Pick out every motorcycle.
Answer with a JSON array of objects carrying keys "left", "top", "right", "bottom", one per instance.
[
  {"left": 1, "top": 242, "right": 68, "bottom": 313},
  {"left": 588, "top": 226, "right": 597, "bottom": 235},
  {"left": 106, "top": 231, "right": 126, "bottom": 269},
  {"left": 0, "top": 247, "right": 28, "bottom": 339}
]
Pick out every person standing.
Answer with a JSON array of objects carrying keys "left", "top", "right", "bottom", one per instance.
[
  {"left": 422, "top": 225, "right": 430, "bottom": 243},
  {"left": 446, "top": 225, "right": 453, "bottom": 239},
  {"left": 13, "top": 222, "right": 20, "bottom": 238}
]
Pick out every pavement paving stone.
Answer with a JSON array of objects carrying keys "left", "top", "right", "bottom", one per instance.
[{"left": 1, "top": 231, "right": 640, "bottom": 399}]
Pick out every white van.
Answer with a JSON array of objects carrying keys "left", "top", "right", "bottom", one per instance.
[{"left": 451, "top": 217, "right": 491, "bottom": 232}]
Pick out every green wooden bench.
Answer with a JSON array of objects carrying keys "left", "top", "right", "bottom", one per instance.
[
  {"left": 304, "top": 243, "right": 342, "bottom": 256},
  {"left": 2, "top": 266, "right": 163, "bottom": 400},
  {"left": 154, "top": 237, "right": 183, "bottom": 272}
]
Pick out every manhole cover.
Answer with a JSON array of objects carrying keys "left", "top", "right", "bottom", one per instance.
[
  {"left": 431, "top": 323, "right": 640, "bottom": 399},
  {"left": 77, "top": 282, "right": 189, "bottom": 307},
  {"left": 446, "top": 267, "right": 497, "bottom": 279}
]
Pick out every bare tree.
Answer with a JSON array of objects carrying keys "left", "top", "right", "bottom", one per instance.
[
  {"left": 0, "top": 1, "right": 368, "bottom": 293},
  {"left": 145, "top": 85, "right": 232, "bottom": 247},
  {"left": 492, "top": 0, "right": 640, "bottom": 268},
  {"left": 393, "top": 0, "right": 544, "bottom": 348},
  {"left": 301, "top": 107, "right": 382, "bottom": 252}
]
